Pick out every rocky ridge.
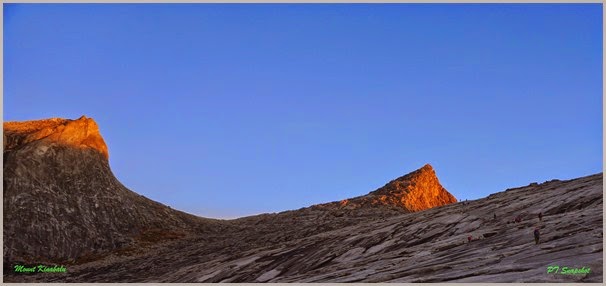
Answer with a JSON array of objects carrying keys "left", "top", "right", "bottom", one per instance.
[
  {"left": 3, "top": 116, "right": 603, "bottom": 283},
  {"left": 4, "top": 116, "right": 108, "bottom": 158},
  {"left": 3, "top": 116, "right": 226, "bottom": 266},
  {"left": 323, "top": 163, "right": 457, "bottom": 212},
  {"left": 10, "top": 173, "right": 602, "bottom": 283}
]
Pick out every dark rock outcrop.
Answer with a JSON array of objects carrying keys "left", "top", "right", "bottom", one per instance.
[{"left": 3, "top": 116, "right": 222, "bottom": 265}]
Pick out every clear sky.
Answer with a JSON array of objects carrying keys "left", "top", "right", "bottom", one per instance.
[{"left": 4, "top": 4, "right": 602, "bottom": 219}]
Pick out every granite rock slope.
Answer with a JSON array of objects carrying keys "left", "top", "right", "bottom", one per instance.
[
  {"left": 3, "top": 116, "right": 602, "bottom": 283},
  {"left": 3, "top": 116, "right": 225, "bottom": 266},
  {"left": 26, "top": 173, "right": 600, "bottom": 283}
]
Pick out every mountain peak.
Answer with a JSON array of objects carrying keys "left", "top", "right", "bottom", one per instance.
[
  {"left": 3, "top": 116, "right": 207, "bottom": 264},
  {"left": 4, "top": 116, "right": 109, "bottom": 159},
  {"left": 337, "top": 164, "right": 457, "bottom": 212},
  {"left": 420, "top": 163, "right": 433, "bottom": 171},
  {"left": 395, "top": 163, "right": 436, "bottom": 182}
]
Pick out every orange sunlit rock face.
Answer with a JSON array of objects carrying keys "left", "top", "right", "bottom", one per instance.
[
  {"left": 328, "top": 164, "right": 457, "bottom": 212},
  {"left": 367, "top": 164, "right": 457, "bottom": 212},
  {"left": 4, "top": 116, "right": 109, "bottom": 159}
]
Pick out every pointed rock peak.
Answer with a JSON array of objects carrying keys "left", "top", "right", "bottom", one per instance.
[
  {"left": 421, "top": 163, "right": 433, "bottom": 171},
  {"left": 400, "top": 163, "right": 436, "bottom": 180},
  {"left": 4, "top": 116, "right": 109, "bottom": 159},
  {"left": 364, "top": 164, "right": 457, "bottom": 212}
]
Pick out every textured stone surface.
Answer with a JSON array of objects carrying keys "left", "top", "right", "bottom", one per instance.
[
  {"left": 30, "top": 174, "right": 603, "bottom": 283},
  {"left": 3, "top": 117, "right": 226, "bottom": 266},
  {"left": 3, "top": 117, "right": 602, "bottom": 283},
  {"left": 328, "top": 163, "right": 458, "bottom": 212},
  {"left": 4, "top": 116, "right": 109, "bottom": 159},
  {"left": 10, "top": 173, "right": 601, "bottom": 283}
]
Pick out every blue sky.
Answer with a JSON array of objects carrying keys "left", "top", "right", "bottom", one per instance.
[{"left": 4, "top": 4, "right": 602, "bottom": 218}]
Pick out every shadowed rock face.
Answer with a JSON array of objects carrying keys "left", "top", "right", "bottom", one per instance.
[
  {"left": 3, "top": 117, "right": 602, "bottom": 283},
  {"left": 3, "top": 116, "right": 224, "bottom": 266},
  {"left": 12, "top": 173, "right": 602, "bottom": 283}
]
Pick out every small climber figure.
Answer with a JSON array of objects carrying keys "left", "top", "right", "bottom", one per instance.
[
  {"left": 538, "top": 212, "right": 543, "bottom": 222},
  {"left": 534, "top": 227, "right": 540, "bottom": 245},
  {"left": 468, "top": 235, "right": 473, "bottom": 243},
  {"left": 494, "top": 213, "right": 497, "bottom": 220}
]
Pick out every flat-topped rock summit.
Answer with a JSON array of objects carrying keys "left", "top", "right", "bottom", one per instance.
[{"left": 4, "top": 116, "right": 108, "bottom": 159}]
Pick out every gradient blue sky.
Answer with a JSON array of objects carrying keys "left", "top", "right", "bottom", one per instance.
[{"left": 4, "top": 4, "right": 602, "bottom": 218}]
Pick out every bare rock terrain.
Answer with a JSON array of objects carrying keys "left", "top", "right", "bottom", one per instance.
[
  {"left": 3, "top": 116, "right": 603, "bottom": 283},
  {"left": 318, "top": 163, "right": 457, "bottom": 212},
  {"left": 3, "top": 116, "right": 226, "bottom": 267}
]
